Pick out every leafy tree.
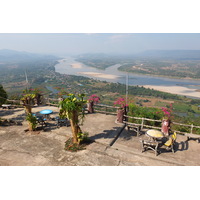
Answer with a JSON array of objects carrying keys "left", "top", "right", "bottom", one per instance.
[
  {"left": 0, "top": 84, "right": 7, "bottom": 105},
  {"left": 59, "top": 93, "right": 87, "bottom": 144}
]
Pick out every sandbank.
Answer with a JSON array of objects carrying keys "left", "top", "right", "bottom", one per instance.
[
  {"left": 71, "top": 63, "right": 82, "bottom": 69},
  {"left": 144, "top": 85, "right": 200, "bottom": 98},
  {"left": 78, "top": 72, "right": 120, "bottom": 79}
]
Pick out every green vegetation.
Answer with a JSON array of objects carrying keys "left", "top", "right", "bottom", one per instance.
[
  {"left": 0, "top": 84, "right": 7, "bottom": 105},
  {"left": 118, "top": 60, "right": 200, "bottom": 79},
  {"left": 75, "top": 53, "right": 200, "bottom": 79},
  {"left": 26, "top": 113, "right": 38, "bottom": 131},
  {"left": 128, "top": 103, "right": 163, "bottom": 126},
  {"left": 64, "top": 135, "right": 91, "bottom": 152},
  {"left": 75, "top": 54, "right": 121, "bottom": 69}
]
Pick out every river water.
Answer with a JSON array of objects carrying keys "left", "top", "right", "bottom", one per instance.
[{"left": 55, "top": 57, "right": 200, "bottom": 89}]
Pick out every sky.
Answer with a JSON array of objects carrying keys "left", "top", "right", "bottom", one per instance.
[{"left": 1, "top": 33, "right": 200, "bottom": 56}]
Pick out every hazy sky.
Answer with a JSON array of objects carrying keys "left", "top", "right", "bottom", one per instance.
[{"left": 0, "top": 33, "right": 200, "bottom": 56}]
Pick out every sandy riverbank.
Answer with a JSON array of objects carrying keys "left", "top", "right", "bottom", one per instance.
[
  {"left": 78, "top": 72, "right": 120, "bottom": 80},
  {"left": 71, "top": 63, "right": 82, "bottom": 69},
  {"left": 144, "top": 85, "right": 200, "bottom": 98}
]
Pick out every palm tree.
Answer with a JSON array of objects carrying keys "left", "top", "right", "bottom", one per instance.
[{"left": 59, "top": 93, "right": 87, "bottom": 144}]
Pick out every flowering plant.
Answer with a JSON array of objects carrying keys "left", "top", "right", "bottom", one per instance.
[
  {"left": 114, "top": 97, "right": 128, "bottom": 109},
  {"left": 88, "top": 94, "right": 100, "bottom": 104},
  {"left": 161, "top": 104, "right": 173, "bottom": 120}
]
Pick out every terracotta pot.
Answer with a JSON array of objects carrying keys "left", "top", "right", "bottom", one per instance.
[
  {"left": 87, "top": 102, "right": 94, "bottom": 113},
  {"left": 116, "top": 108, "right": 125, "bottom": 123},
  {"left": 161, "top": 119, "right": 171, "bottom": 136}
]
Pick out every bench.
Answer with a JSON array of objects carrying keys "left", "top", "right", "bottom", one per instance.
[
  {"left": 125, "top": 122, "right": 141, "bottom": 137},
  {"left": 2, "top": 104, "right": 12, "bottom": 109}
]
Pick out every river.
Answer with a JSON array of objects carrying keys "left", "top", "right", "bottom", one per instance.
[{"left": 54, "top": 57, "right": 200, "bottom": 98}]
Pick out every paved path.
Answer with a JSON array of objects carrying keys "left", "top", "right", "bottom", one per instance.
[{"left": 0, "top": 106, "right": 200, "bottom": 166}]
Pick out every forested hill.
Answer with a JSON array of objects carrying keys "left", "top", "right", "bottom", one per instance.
[
  {"left": 75, "top": 51, "right": 200, "bottom": 79},
  {"left": 0, "top": 49, "right": 59, "bottom": 63}
]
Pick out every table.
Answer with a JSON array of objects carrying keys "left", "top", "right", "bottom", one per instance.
[
  {"left": 39, "top": 109, "right": 53, "bottom": 120},
  {"left": 146, "top": 129, "right": 164, "bottom": 140},
  {"left": 142, "top": 129, "right": 165, "bottom": 156}
]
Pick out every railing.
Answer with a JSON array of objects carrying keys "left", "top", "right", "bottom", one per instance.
[
  {"left": 123, "top": 115, "right": 200, "bottom": 135},
  {"left": 94, "top": 104, "right": 120, "bottom": 115},
  {"left": 4, "top": 99, "right": 23, "bottom": 108},
  {"left": 3, "top": 99, "right": 200, "bottom": 135},
  {"left": 123, "top": 115, "right": 162, "bottom": 130},
  {"left": 45, "top": 98, "right": 59, "bottom": 106}
]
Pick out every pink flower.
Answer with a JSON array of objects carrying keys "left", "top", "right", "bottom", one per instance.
[
  {"left": 161, "top": 107, "right": 172, "bottom": 119},
  {"left": 114, "top": 97, "right": 128, "bottom": 108},
  {"left": 88, "top": 94, "right": 100, "bottom": 103}
]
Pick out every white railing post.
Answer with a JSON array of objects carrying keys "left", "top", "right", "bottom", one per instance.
[
  {"left": 141, "top": 118, "right": 144, "bottom": 129},
  {"left": 191, "top": 124, "right": 194, "bottom": 134}
]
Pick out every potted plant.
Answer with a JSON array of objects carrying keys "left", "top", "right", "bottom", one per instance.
[
  {"left": 114, "top": 97, "right": 128, "bottom": 123},
  {"left": 161, "top": 106, "right": 172, "bottom": 136},
  {"left": 87, "top": 94, "right": 100, "bottom": 113}
]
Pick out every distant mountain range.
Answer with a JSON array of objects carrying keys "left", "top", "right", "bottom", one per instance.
[
  {"left": 135, "top": 50, "right": 200, "bottom": 60},
  {"left": 1, "top": 49, "right": 200, "bottom": 63},
  {"left": 0, "top": 49, "right": 59, "bottom": 63},
  {"left": 77, "top": 50, "right": 200, "bottom": 60}
]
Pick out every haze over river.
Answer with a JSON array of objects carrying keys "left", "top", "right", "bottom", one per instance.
[{"left": 55, "top": 57, "right": 200, "bottom": 98}]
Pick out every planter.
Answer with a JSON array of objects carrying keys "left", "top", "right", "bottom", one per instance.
[
  {"left": 116, "top": 108, "right": 125, "bottom": 123},
  {"left": 87, "top": 102, "right": 94, "bottom": 113},
  {"left": 161, "top": 119, "right": 171, "bottom": 136}
]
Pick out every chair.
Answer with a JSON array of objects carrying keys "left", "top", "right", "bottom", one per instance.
[
  {"left": 55, "top": 116, "right": 70, "bottom": 128},
  {"left": 32, "top": 114, "right": 47, "bottom": 128},
  {"left": 141, "top": 139, "right": 161, "bottom": 156},
  {"left": 162, "top": 132, "right": 177, "bottom": 153},
  {"left": 36, "top": 116, "right": 47, "bottom": 128}
]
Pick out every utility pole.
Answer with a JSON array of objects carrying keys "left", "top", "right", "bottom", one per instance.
[
  {"left": 126, "top": 72, "right": 129, "bottom": 105},
  {"left": 25, "top": 69, "right": 29, "bottom": 91},
  {"left": 125, "top": 72, "right": 129, "bottom": 119}
]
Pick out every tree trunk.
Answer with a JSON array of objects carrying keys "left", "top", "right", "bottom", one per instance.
[
  {"left": 24, "top": 104, "right": 33, "bottom": 131},
  {"left": 24, "top": 105, "right": 32, "bottom": 114},
  {"left": 70, "top": 110, "right": 82, "bottom": 144},
  {"left": 28, "top": 122, "right": 33, "bottom": 131}
]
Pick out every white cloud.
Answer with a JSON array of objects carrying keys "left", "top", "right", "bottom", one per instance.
[
  {"left": 84, "top": 33, "right": 97, "bottom": 35},
  {"left": 109, "top": 34, "right": 132, "bottom": 42}
]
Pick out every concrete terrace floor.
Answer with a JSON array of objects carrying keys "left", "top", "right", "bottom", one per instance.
[{"left": 0, "top": 106, "right": 200, "bottom": 166}]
